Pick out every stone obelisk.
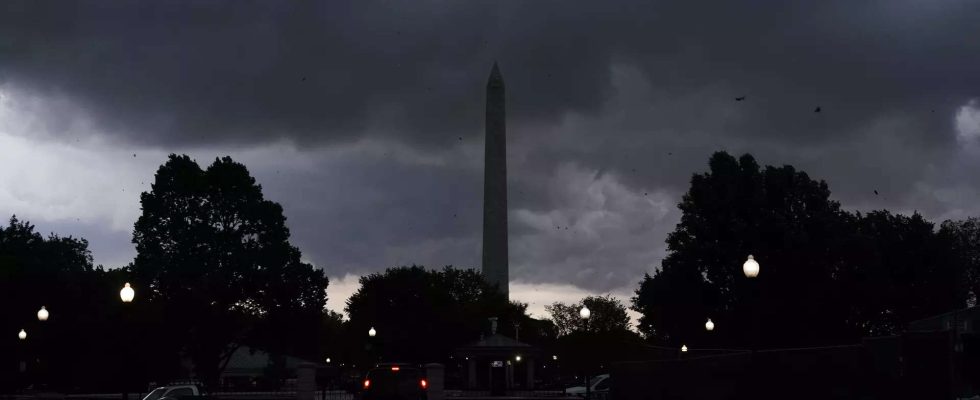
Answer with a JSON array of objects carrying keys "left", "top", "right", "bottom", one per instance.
[{"left": 482, "top": 62, "right": 509, "bottom": 298}]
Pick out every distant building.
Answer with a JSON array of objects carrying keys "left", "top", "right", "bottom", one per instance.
[
  {"left": 907, "top": 306, "right": 977, "bottom": 334},
  {"left": 455, "top": 318, "right": 540, "bottom": 393},
  {"left": 907, "top": 306, "right": 980, "bottom": 398},
  {"left": 178, "top": 345, "right": 317, "bottom": 390},
  {"left": 220, "top": 346, "right": 313, "bottom": 388}
]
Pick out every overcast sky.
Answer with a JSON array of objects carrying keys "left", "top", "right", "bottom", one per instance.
[{"left": 2, "top": 0, "right": 980, "bottom": 319}]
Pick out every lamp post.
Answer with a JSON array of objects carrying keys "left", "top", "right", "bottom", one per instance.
[
  {"left": 36, "top": 307, "right": 50, "bottom": 388},
  {"left": 368, "top": 327, "right": 378, "bottom": 365},
  {"left": 743, "top": 255, "right": 760, "bottom": 352},
  {"left": 580, "top": 305, "right": 591, "bottom": 400},
  {"left": 18, "top": 329, "right": 27, "bottom": 388},
  {"left": 120, "top": 283, "right": 135, "bottom": 400},
  {"left": 705, "top": 319, "right": 714, "bottom": 332}
]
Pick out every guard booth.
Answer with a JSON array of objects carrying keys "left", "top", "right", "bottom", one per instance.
[{"left": 455, "top": 318, "right": 540, "bottom": 395}]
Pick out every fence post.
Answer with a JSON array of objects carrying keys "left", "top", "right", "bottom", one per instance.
[
  {"left": 296, "top": 362, "right": 317, "bottom": 400},
  {"left": 425, "top": 363, "right": 445, "bottom": 400}
]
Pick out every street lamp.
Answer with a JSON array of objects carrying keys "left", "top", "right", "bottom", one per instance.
[
  {"left": 368, "top": 327, "right": 377, "bottom": 337},
  {"left": 743, "top": 255, "right": 760, "bottom": 278},
  {"left": 120, "top": 282, "right": 135, "bottom": 303},
  {"left": 515, "top": 355, "right": 522, "bottom": 362},
  {"left": 552, "top": 355, "right": 558, "bottom": 361},
  {"left": 705, "top": 319, "right": 714, "bottom": 332},
  {"left": 579, "top": 305, "right": 593, "bottom": 400},
  {"left": 326, "top": 357, "right": 331, "bottom": 364},
  {"left": 681, "top": 345, "right": 688, "bottom": 352},
  {"left": 37, "top": 306, "right": 49, "bottom": 322},
  {"left": 18, "top": 329, "right": 27, "bottom": 340}
]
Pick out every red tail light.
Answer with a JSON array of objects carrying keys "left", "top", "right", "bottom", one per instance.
[
  {"left": 420, "top": 379, "right": 428, "bottom": 389},
  {"left": 363, "top": 379, "right": 371, "bottom": 390},
  {"left": 391, "top": 366, "right": 400, "bottom": 371}
]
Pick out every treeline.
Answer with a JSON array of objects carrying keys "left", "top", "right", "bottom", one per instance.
[
  {"left": 4, "top": 151, "right": 978, "bottom": 392},
  {"left": 632, "top": 152, "right": 978, "bottom": 350},
  {"left": 1, "top": 155, "right": 329, "bottom": 392}
]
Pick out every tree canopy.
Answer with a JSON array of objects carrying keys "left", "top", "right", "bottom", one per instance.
[
  {"left": 344, "top": 265, "right": 551, "bottom": 364},
  {"left": 0, "top": 216, "right": 151, "bottom": 392},
  {"left": 130, "top": 154, "right": 328, "bottom": 384},
  {"left": 632, "top": 152, "right": 969, "bottom": 349},
  {"left": 546, "top": 295, "right": 632, "bottom": 336}
]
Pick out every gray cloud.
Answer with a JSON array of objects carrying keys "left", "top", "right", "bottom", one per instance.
[
  {"left": 2, "top": 0, "right": 980, "bottom": 296},
  {"left": 4, "top": 1, "right": 975, "bottom": 149}
]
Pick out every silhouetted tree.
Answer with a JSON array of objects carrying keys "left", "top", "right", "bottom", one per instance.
[
  {"left": 939, "top": 217, "right": 980, "bottom": 305},
  {"left": 344, "top": 266, "right": 542, "bottom": 364},
  {"left": 633, "top": 152, "right": 970, "bottom": 348},
  {"left": 130, "top": 155, "right": 328, "bottom": 385},
  {"left": 835, "top": 211, "right": 967, "bottom": 335},
  {"left": 633, "top": 152, "right": 855, "bottom": 347},
  {"left": 317, "top": 310, "right": 348, "bottom": 367},
  {"left": 0, "top": 216, "right": 166, "bottom": 392},
  {"left": 548, "top": 296, "right": 643, "bottom": 377},
  {"left": 546, "top": 295, "right": 631, "bottom": 336}
]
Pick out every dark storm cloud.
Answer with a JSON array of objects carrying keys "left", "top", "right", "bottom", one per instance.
[
  {"left": 4, "top": 0, "right": 980, "bottom": 293},
  {"left": 4, "top": 0, "right": 976, "bottom": 150}
]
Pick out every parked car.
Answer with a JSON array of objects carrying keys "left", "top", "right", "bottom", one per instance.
[
  {"left": 142, "top": 384, "right": 204, "bottom": 400},
  {"left": 565, "top": 374, "right": 610, "bottom": 398},
  {"left": 361, "top": 364, "right": 428, "bottom": 400}
]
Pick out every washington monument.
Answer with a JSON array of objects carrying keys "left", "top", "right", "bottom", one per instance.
[{"left": 482, "top": 62, "right": 509, "bottom": 298}]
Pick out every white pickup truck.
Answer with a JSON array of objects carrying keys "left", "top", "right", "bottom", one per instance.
[{"left": 142, "top": 384, "right": 204, "bottom": 400}]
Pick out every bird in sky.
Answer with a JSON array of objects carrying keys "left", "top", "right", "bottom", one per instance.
[
  {"left": 814, "top": 106, "right": 822, "bottom": 113},
  {"left": 735, "top": 96, "right": 746, "bottom": 101},
  {"left": 874, "top": 190, "right": 879, "bottom": 195}
]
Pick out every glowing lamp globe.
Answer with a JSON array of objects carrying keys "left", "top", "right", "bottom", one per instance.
[
  {"left": 579, "top": 306, "right": 591, "bottom": 320},
  {"left": 37, "top": 306, "right": 49, "bottom": 322},
  {"left": 681, "top": 345, "right": 688, "bottom": 352},
  {"left": 368, "top": 327, "right": 377, "bottom": 337},
  {"left": 705, "top": 318, "right": 714, "bottom": 331},
  {"left": 18, "top": 329, "right": 27, "bottom": 340},
  {"left": 120, "top": 282, "right": 135, "bottom": 303},
  {"left": 743, "top": 255, "right": 760, "bottom": 278}
]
